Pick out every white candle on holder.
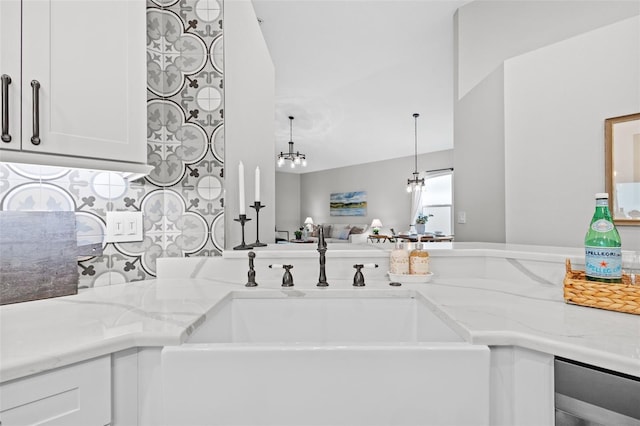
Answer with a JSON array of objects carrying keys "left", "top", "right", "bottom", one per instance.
[
  {"left": 238, "top": 161, "right": 245, "bottom": 215},
  {"left": 255, "top": 166, "right": 261, "bottom": 202}
]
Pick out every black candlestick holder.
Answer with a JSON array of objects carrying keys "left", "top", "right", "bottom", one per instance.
[
  {"left": 233, "top": 214, "right": 252, "bottom": 250},
  {"left": 249, "top": 201, "right": 267, "bottom": 247}
]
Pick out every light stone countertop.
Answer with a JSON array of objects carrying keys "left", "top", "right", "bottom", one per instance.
[{"left": 1, "top": 243, "right": 639, "bottom": 383}]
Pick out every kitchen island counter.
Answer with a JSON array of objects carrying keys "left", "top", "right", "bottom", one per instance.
[{"left": 1, "top": 243, "right": 638, "bottom": 383}]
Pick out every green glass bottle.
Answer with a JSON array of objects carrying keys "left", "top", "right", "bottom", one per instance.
[{"left": 584, "top": 193, "right": 622, "bottom": 283}]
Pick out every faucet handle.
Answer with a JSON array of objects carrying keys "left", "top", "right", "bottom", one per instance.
[
  {"left": 353, "top": 263, "right": 378, "bottom": 287},
  {"left": 269, "top": 264, "right": 294, "bottom": 287},
  {"left": 246, "top": 251, "right": 258, "bottom": 287}
]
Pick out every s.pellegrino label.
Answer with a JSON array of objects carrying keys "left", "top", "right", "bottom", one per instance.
[
  {"left": 585, "top": 246, "right": 622, "bottom": 280},
  {"left": 584, "top": 194, "right": 622, "bottom": 283}
]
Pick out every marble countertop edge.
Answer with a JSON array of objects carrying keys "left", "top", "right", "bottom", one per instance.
[
  {"left": 0, "top": 327, "right": 196, "bottom": 384},
  {"left": 0, "top": 335, "right": 138, "bottom": 383},
  {"left": 469, "top": 329, "right": 640, "bottom": 377}
]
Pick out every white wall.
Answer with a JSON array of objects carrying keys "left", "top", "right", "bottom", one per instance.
[
  {"left": 456, "top": 0, "right": 640, "bottom": 99},
  {"left": 275, "top": 172, "right": 300, "bottom": 237},
  {"left": 454, "top": 66, "right": 505, "bottom": 242},
  {"left": 298, "top": 150, "right": 453, "bottom": 234},
  {"left": 224, "top": 0, "right": 276, "bottom": 248},
  {"left": 455, "top": 0, "right": 640, "bottom": 250},
  {"left": 504, "top": 16, "right": 640, "bottom": 248}
]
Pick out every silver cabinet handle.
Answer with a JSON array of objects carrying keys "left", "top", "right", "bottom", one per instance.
[
  {"left": 31, "top": 80, "right": 41, "bottom": 145},
  {"left": 1, "top": 74, "right": 11, "bottom": 143}
]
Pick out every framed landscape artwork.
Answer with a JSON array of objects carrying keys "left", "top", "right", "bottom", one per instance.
[{"left": 330, "top": 191, "right": 367, "bottom": 216}]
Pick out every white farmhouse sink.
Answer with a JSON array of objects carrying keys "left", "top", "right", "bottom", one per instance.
[
  {"left": 187, "top": 290, "right": 464, "bottom": 344},
  {"left": 162, "top": 290, "right": 490, "bottom": 426}
]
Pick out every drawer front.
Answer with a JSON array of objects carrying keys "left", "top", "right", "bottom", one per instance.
[{"left": 0, "top": 356, "right": 110, "bottom": 426}]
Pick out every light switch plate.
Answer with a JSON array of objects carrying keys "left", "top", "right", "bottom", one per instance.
[
  {"left": 457, "top": 211, "right": 467, "bottom": 224},
  {"left": 106, "top": 211, "right": 143, "bottom": 243}
]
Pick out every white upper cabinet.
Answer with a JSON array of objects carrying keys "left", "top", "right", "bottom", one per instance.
[
  {"left": 0, "top": 0, "right": 21, "bottom": 150},
  {"left": 0, "top": 0, "right": 151, "bottom": 176}
]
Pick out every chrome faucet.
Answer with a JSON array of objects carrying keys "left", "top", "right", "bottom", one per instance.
[{"left": 317, "top": 225, "right": 328, "bottom": 287}]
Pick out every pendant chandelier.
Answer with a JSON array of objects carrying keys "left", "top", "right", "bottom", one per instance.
[
  {"left": 277, "top": 116, "right": 307, "bottom": 168},
  {"left": 406, "top": 113, "right": 425, "bottom": 192}
]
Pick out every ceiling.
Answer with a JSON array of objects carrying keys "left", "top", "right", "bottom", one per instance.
[{"left": 251, "top": 0, "right": 470, "bottom": 173}]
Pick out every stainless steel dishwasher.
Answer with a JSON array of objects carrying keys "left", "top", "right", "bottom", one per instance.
[{"left": 555, "top": 357, "right": 640, "bottom": 426}]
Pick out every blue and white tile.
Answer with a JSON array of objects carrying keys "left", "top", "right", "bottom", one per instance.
[
  {"left": 75, "top": 211, "right": 107, "bottom": 251},
  {"left": 77, "top": 244, "right": 119, "bottom": 289},
  {"left": 209, "top": 32, "right": 223, "bottom": 74},
  {"left": 210, "top": 121, "right": 224, "bottom": 163},
  {"left": 210, "top": 211, "right": 224, "bottom": 252},
  {"left": 103, "top": 242, "right": 152, "bottom": 282},
  {"left": 165, "top": 0, "right": 222, "bottom": 47},
  {"left": 165, "top": 62, "right": 223, "bottom": 136},
  {"left": 1, "top": 182, "right": 71, "bottom": 212},
  {"left": 112, "top": 189, "right": 206, "bottom": 275},
  {"left": 146, "top": 99, "right": 209, "bottom": 187},
  {"left": 2, "top": 164, "right": 70, "bottom": 182},
  {"left": 146, "top": 8, "right": 208, "bottom": 98},
  {"left": 175, "top": 154, "right": 223, "bottom": 215},
  {"left": 103, "top": 178, "right": 149, "bottom": 213},
  {"left": 187, "top": 237, "right": 221, "bottom": 257}
]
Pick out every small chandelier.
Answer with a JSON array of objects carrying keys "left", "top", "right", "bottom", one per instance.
[
  {"left": 406, "top": 113, "right": 425, "bottom": 192},
  {"left": 277, "top": 116, "right": 307, "bottom": 168}
]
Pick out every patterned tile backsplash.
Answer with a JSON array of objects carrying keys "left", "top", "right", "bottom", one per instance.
[{"left": 0, "top": 0, "right": 224, "bottom": 289}]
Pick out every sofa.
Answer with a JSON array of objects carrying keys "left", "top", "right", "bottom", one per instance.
[{"left": 311, "top": 223, "right": 370, "bottom": 243}]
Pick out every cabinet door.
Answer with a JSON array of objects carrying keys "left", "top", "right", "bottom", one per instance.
[
  {"left": 0, "top": 356, "right": 111, "bottom": 426},
  {"left": 0, "top": 0, "right": 21, "bottom": 151},
  {"left": 21, "top": 0, "right": 146, "bottom": 164}
]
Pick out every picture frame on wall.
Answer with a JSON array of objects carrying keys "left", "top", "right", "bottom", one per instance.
[
  {"left": 330, "top": 191, "right": 367, "bottom": 216},
  {"left": 605, "top": 112, "right": 640, "bottom": 226}
]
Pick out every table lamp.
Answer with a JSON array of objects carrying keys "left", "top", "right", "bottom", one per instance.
[
  {"left": 370, "top": 219, "right": 383, "bottom": 235},
  {"left": 304, "top": 217, "right": 314, "bottom": 231}
]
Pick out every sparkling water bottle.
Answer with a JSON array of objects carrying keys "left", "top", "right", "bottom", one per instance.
[{"left": 584, "top": 193, "right": 622, "bottom": 283}]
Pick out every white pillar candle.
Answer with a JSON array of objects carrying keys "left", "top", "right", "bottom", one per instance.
[
  {"left": 255, "top": 166, "right": 260, "bottom": 202},
  {"left": 238, "top": 161, "right": 245, "bottom": 215}
]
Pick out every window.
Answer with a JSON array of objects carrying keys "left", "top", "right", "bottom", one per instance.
[{"left": 421, "top": 170, "right": 453, "bottom": 235}]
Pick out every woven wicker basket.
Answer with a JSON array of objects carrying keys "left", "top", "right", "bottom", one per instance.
[{"left": 564, "top": 259, "right": 639, "bottom": 315}]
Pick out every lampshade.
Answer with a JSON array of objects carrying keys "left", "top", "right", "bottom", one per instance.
[
  {"left": 370, "top": 219, "right": 383, "bottom": 229},
  {"left": 304, "top": 217, "right": 314, "bottom": 225}
]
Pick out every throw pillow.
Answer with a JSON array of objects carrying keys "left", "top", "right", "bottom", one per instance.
[
  {"left": 321, "top": 224, "right": 332, "bottom": 238},
  {"left": 311, "top": 225, "right": 319, "bottom": 237},
  {"left": 330, "top": 225, "right": 345, "bottom": 239},
  {"left": 350, "top": 226, "right": 364, "bottom": 234},
  {"left": 338, "top": 227, "right": 352, "bottom": 240}
]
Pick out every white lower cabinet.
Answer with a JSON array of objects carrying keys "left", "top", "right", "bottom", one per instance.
[
  {"left": 0, "top": 346, "right": 562, "bottom": 426},
  {"left": 112, "top": 347, "right": 164, "bottom": 426},
  {"left": 489, "top": 346, "right": 555, "bottom": 425},
  {"left": 0, "top": 356, "right": 110, "bottom": 426}
]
